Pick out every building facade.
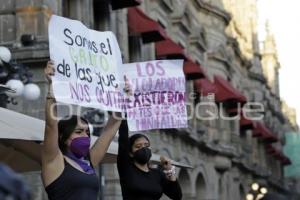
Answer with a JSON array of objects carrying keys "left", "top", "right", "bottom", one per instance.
[{"left": 0, "top": 0, "right": 298, "bottom": 199}]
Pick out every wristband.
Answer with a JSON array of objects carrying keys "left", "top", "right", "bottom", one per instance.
[{"left": 164, "top": 165, "right": 176, "bottom": 176}]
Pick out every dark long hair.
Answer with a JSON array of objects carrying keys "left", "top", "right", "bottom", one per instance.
[
  {"left": 57, "top": 115, "right": 89, "bottom": 153},
  {"left": 129, "top": 134, "right": 150, "bottom": 153}
]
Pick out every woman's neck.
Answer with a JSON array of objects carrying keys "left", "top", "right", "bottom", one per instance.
[{"left": 134, "top": 162, "right": 149, "bottom": 172}]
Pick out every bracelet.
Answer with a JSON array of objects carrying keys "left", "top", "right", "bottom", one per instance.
[
  {"left": 46, "top": 97, "right": 55, "bottom": 100},
  {"left": 46, "top": 94, "right": 55, "bottom": 100},
  {"left": 46, "top": 88, "right": 55, "bottom": 99},
  {"left": 164, "top": 165, "right": 176, "bottom": 176},
  {"left": 170, "top": 166, "right": 176, "bottom": 176}
]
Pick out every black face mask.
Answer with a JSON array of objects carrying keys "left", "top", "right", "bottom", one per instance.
[{"left": 133, "top": 147, "right": 152, "bottom": 164}]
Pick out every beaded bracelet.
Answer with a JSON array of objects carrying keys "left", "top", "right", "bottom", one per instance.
[
  {"left": 164, "top": 165, "right": 176, "bottom": 176},
  {"left": 46, "top": 96, "right": 55, "bottom": 100},
  {"left": 46, "top": 92, "right": 55, "bottom": 100}
]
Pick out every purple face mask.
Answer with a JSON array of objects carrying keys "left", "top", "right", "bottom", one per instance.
[{"left": 70, "top": 137, "right": 90, "bottom": 158}]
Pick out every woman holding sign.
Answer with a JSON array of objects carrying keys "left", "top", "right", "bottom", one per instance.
[
  {"left": 42, "top": 61, "right": 127, "bottom": 200},
  {"left": 117, "top": 120, "right": 182, "bottom": 200}
]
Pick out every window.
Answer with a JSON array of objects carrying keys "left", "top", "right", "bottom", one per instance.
[
  {"left": 93, "top": 0, "right": 110, "bottom": 31},
  {"left": 62, "top": 0, "right": 71, "bottom": 18}
]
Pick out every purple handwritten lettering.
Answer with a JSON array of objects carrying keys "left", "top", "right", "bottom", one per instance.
[{"left": 69, "top": 82, "right": 91, "bottom": 102}]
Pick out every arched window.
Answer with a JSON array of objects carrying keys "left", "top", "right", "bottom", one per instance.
[
  {"left": 196, "top": 173, "right": 207, "bottom": 200},
  {"left": 178, "top": 169, "right": 191, "bottom": 199}
]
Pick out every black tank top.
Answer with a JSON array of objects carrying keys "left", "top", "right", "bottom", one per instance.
[{"left": 45, "top": 159, "right": 99, "bottom": 200}]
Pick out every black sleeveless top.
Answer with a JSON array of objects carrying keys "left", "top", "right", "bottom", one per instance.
[{"left": 45, "top": 159, "right": 99, "bottom": 200}]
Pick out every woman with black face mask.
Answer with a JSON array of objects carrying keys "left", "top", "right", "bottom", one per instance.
[{"left": 117, "top": 120, "right": 182, "bottom": 200}]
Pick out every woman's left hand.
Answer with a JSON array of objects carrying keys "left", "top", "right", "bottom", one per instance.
[{"left": 160, "top": 156, "right": 176, "bottom": 181}]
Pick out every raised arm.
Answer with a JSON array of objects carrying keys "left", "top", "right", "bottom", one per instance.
[
  {"left": 117, "top": 76, "right": 132, "bottom": 166},
  {"left": 117, "top": 120, "right": 131, "bottom": 167},
  {"left": 89, "top": 113, "right": 122, "bottom": 167},
  {"left": 41, "top": 61, "right": 62, "bottom": 164},
  {"left": 91, "top": 75, "right": 132, "bottom": 168}
]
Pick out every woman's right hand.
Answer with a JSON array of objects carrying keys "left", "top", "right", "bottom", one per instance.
[
  {"left": 44, "top": 60, "right": 55, "bottom": 84},
  {"left": 109, "top": 75, "right": 132, "bottom": 120},
  {"left": 123, "top": 75, "right": 133, "bottom": 96}
]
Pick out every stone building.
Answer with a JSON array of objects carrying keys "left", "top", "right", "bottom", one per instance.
[
  {"left": 282, "top": 101, "right": 298, "bottom": 130},
  {"left": 0, "top": 0, "right": 298, "bottom": 199}
]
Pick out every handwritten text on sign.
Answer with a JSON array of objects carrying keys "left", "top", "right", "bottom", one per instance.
[
  {"left": 49, "top": 15, "right": 123, "bottom": 111},
  {"left": 121, "top": 60, "right": 187, "bottom": 131}
]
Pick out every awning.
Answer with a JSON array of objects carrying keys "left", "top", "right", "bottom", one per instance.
[
  {"left": 183, "top": 58, "right": 206, "bottom": 80},
  {"left": 214, "top": 75, "right": 247, "bottom": 105},
  {"left": 128, "top": 8, "right": 166, "bottom": 43},
  {"left": 275, "top": 152, "right": 284, "bottom": 161},
  {"left": 155, "top": 37, "right": 187, "bottom": 60},
  {"left": 194, "top": 78, "right": 217, "bottom": 96},
  {"left": 265, "top": 145, "right": 282, "bottom": 158},
  {"left": 240, "top": 114, "right": 254, "bottom": 131},
  {"left": 272, "top": 150, "right": 292, "bottom": 165},
  {"left": 265, "top": 144, "right": 277, "bottom": 155},
  {"left": 253, "top": 122, "right": 279, "bottom": 143},
  {"left": 0, "top": 107, "right": 45, "bottom": 141},
  {"left": 265, "top": 145, "right": 291, "bottom": 165},
  {"left": 226, "top": 108, "right": 241, "bottom": 116},
  {"left": 271, "top": 148, "right": 282, "bottom": 159},
  {"left": 272, "top": 151, "right": 285, "bottom": 162},
  {"left": 0, "top": 108, "right": 192, "bottom": 172},
  {"left": 281, "top": 155, "right": 292, "bottom": 166},
  {"left": 110, "top": 0, "right": 141, "bottom": 10}
]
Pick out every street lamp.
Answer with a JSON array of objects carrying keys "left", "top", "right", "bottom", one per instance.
[
  {"left": 251, "top": 183, "right": 259, "bottom": 191},
  {"left": 260, "top": 187, "right": 268, "bottom": 195},
  {"left": 0, "top": 46, "right": 11, "bottom": 65},
  {"left": 0, "top": 46, "right": 40, "bottom": 106},
  {"left": 23, "top": 83, "right": 41, "bottom": 100},
  {"left": 246, "top": 193, "right": 254, "bottom": 200},
  {"left": 6, "top": 79, "right": 24, "bottom": 97},
  {"left": 246, "top": 183, "right": 268, "bottom": 200}
]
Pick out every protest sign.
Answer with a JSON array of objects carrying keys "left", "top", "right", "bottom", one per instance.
[
  {"left": 121, "top": 60, "right": 187, "bottom": 131},
  {"left": 49, "top": 15, "right": 123, "bottom": 111}
]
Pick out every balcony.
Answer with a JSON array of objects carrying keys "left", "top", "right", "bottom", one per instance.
[{"left": 217, "top": 143, "right": 238, "bottom": 158}]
